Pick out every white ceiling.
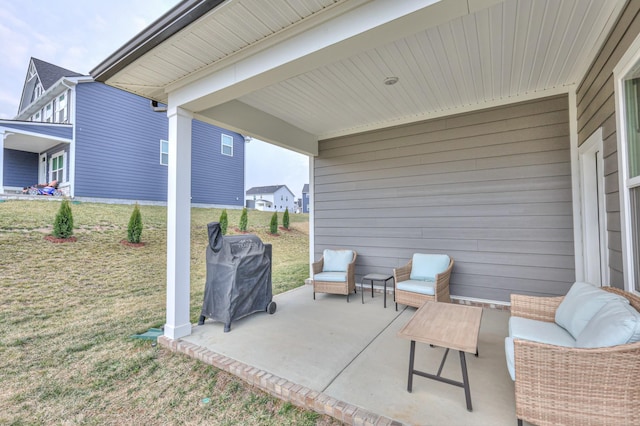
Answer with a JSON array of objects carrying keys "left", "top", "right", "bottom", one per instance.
[{"left": 103, "top": 0, "right": 625, "bottom": 150}]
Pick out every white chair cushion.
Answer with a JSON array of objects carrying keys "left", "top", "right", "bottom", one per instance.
[
  {"left": 504, "top": 337, "right": 516, "bottom": 381},
  {"left": 314, "top": 271, "right": 347, "bottom": 283},
  {"left": 509, "top": 316, "right": 576, "bottom": 347},
  {"left": 555, "top": 282, "right": 629, "bottom": 339},
  {"left": 396, "top": 279, "right": 435, "bottom": 296},
  {"left": 409, "top": 254, "right": 450, "bottom": 281},
  {"left": 322, "top": 249, "right": 353, "bottom": 272},
  {"left": 575, "top": 299, "right": 640, "bottom": 348}
]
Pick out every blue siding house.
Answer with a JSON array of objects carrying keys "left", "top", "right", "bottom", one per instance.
[{"left": 0, "top": 58, "right": 245, "bottom": 206}]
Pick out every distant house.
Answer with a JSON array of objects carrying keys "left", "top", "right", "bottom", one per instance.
[
  {"left": 301, "top": 184, "right": 309, "bottom": 213},
  {"left": 246, "top": 185, "right": 295, "bottom": 212},
  {"left": 0, "top": 58, "right": 245, "bottom": 206}
]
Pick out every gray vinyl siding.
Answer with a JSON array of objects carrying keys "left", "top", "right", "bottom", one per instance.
[
  {"left": 74, "top": 82, "right": 244, "bottom": 205},
  {"left": 3, "top": 149, "right": 37, "bottom": 187},
  {"left": 314, "top": 95, "right": 573, "bottom": 302},
  {"left": 576, "top": 1, "right": 640, "bottom": 289}
]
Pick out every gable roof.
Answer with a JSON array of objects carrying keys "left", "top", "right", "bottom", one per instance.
[
  {"left": 302, "top": 184, "right": 309, "bottom": 194},
  {"left": 246, "top": 185, "right": 293, "bottom": 196},
  {"left": 18, "top": 58, "right": 85, "bottom": 114},
  {"left": 32, "top": 58, "right": 84, "bottom": 90}
]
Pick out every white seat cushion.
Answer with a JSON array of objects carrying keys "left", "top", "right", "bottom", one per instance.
[
  {"left": 322, "top": 249, "right": 353, "bottom": 272},
  {"left": 314, "top": 271, "right": 347, "bottom": 283},
  {"left": 575, "top": 299, "right": 640, "bottom": 348},
  {"left": 397, "top": 279, "right": 435, "bottom": 296},
  {"left": 410, "top": 254, "right": 450, "bottom": 281},
  {"left": 504, "top": 337, "right": 516, "bottom": 381},
  {"left": 509, "top": 316, "right": 576, "bottom": 347}
]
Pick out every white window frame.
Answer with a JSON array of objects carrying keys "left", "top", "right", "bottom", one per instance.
[
  {"left": 160, "top": 139, "right": 169, "bottom": 166},
  {"left": 49, "top": 151, "right": 66, "bottom": 183},
  {"left": 614, "top": 33, "right": 640, "bottom": 293},
  {"left": 44, "top": 102, "right": 53, "bottom": 123},
  {"left": 56, "top": 93, "right": 68, "bottom": 123},
  {"left": 221, "top": 134, "right": 233, "bottom": 156}
]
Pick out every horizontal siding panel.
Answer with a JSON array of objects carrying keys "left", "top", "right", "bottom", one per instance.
[
  {"left": 315, "top": 175, "right": 572, "bottom": 202},
  {"left": 314, "top": 96, "right": 573, "bottom": 301},
  {"left": 315, "top": 215, "right": 574, "bottom": 230},
  {"left": 316, "top": 136, "right": 569, "bottom": 177},
  {"left": 3, "top": 149, "right": 38, "bottom": 187},
  {"left": 315, "top": 163, "right": 571, "bottom": 194}
]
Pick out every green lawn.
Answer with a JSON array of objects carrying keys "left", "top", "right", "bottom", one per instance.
[{"left": 0, "top": 200, "right": 337, "bottom": 425}]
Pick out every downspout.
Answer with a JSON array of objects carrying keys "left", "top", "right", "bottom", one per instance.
[{"left": 62, "top": 78, "right": 76, "bottom": 198}]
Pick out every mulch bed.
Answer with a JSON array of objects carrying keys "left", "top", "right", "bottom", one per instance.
[
  {"left": 120, "top": 240, "right": 146, "bottom": 247},
  {"left": 44, "top": 235, "right": 77, "bottom": 243}
]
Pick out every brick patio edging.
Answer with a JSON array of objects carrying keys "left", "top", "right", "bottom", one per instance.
[{"left": 158, "top": 335, "right": 403, "bottom": 425}]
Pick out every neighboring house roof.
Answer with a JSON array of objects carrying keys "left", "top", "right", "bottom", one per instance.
[
  {"left": 246, "top": 185, "right": 293, "bottom": 196},
  {"left": 302, "top": 184, "right": 309, "bottom": 194},
  {"left": 32, "top": 58, "right": 84, "bottom": 90},
  {"left": 18, "top": 58, "right": 85, "bottom": 115}
]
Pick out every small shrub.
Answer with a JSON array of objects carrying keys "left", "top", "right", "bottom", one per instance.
[
  {"left": 270, "top": 212, "right": 278, "bottom": 234},
  {"left": 127, "top": 203, "right": 143, "bottom": 243},
  {"left": 283, "top": 207, "right": 290, "bottom": 230},
  {"left": 239, "top": 207, "right": 248, "bottom": 232},
  {"left": 53, "top": 199, "right": 74, "bottom": 238},
  {"left": 219, "top": 209, "right": 228, "bottom": 235}
]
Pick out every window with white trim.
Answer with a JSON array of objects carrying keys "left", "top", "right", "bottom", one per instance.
[
  {"left": 32, "top": 111, "right": 41, "bottom": 122},
  {"left": 160, "top": 140, "right": 169, "bottom": 166},
  {"left": 44, "top": 103, "right": 53, "bottom": 123},
  {"left": 221, "top": 134, "right": 233, "bottom": 156},
  {"left": 617, "top": 44, "right": 640, "bottom": 292},
  {"left": 56, "top": 93, "right": 67, "bottom": 123},
  {"left": 50, "top": 151, "right": 65, "bottom": 182}
]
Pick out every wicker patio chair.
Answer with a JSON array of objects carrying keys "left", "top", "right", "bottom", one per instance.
[
  {"left": 393, "top": 254, "right": 453, "bottom": 310},
  {"left": 312, "top": 249, "right": 357, "bottom": 302},
  {"left": 511, "top": 287, "right": 640, "bottom": 426}
]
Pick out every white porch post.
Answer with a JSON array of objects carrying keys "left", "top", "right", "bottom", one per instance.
[{"left": 165, "top": 106, "right": 193, "bottom": 339}]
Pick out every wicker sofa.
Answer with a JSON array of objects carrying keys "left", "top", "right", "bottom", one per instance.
[
  {"left": 312, "top": 249, "right": 357, "bottom": 302},
  {"left": 506, "top": 283, "right": 640, "bottom": 426},
  {"left": 393, "top": 254, "right": 453, "bottom": 310}
]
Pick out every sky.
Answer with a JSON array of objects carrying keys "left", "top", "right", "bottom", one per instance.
[{"left": 0, "top": 0, "right": 309, "bottom": 198}]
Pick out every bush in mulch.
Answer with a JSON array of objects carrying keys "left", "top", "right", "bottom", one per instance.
[
  {"left": 121, "top": 203, "right": 145, "bottom": 247},
  {"left": 219, "top": 209, "right": 228, "bottom": 235},
  {"left": 52, "top": 199, "right": 74, "bottom": 239},
  {"left": 269, "top": 211, "right": 278, "bottom": 235},
  {"left": 282, "top": 207, "right": 290, "bottom": 230},
  {"left": 239, "top": 207, "right": 248, "bottom": 232}
]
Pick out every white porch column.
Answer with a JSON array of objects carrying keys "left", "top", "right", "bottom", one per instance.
[{"left": 165, "top": 106, "right": 193, "bottom": 339}]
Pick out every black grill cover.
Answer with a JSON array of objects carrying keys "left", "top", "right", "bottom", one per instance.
[{"left": 199, "top": 222, "right": 273, "bottom": 332}]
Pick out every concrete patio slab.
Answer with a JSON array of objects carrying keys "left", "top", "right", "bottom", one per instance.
[{"left": 166, "top": 285, "right": 518, "bottom": 425}]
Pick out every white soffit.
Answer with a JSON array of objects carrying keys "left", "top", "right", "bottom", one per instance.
[{"left": 104, "top": 0, "right": 624, "bottom": 141}]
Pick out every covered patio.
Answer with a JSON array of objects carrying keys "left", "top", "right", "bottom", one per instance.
[
  {"left": 91, "top": 0, "right": 640, "bottom": 424},
  {"left": 160, "top": 285, "right": 514, "bottom": 425}
]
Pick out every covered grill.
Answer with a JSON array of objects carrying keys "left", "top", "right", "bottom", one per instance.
[{"left": 198, "top": 222, "right": 276, "bottom": 332}]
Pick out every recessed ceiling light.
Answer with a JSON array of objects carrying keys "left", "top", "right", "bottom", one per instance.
[{"left": 383, "top": 76, "right": 399, "bottom": 85}]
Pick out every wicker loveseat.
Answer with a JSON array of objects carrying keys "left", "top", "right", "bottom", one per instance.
[
  {"left": 393, "top": 253, "right": 453, "bottom": 310},
  {"left": 312, "top": 249, "right": 357, "bottom": 302},
  {"left": 506, "top": 283, "right": 640, "bottom": 426}
]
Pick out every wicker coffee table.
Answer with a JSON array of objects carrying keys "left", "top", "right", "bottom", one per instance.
[{"left": 397, "top": 301, "right": 483, "bottom": 411}]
